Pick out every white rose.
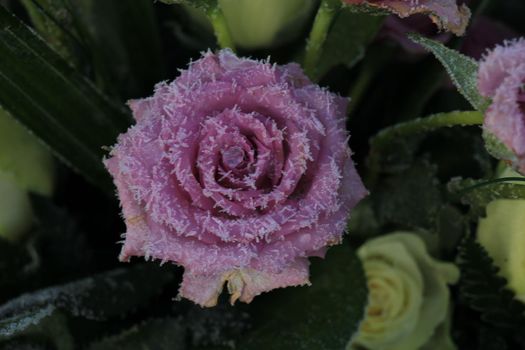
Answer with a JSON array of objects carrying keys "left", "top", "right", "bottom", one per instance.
[{"left": 350, "top": 232, "right": 459, "bottom": 350}]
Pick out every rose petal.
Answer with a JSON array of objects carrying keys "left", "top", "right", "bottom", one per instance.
[{"left": 344, "top": 0, "right": 471, "bottom": 35}]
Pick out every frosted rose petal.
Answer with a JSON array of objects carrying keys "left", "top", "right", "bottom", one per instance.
[
  {"left": 105, "top": 49, "right": 367, "bottom": 307},
  {"left": 344, "top": 0, "right": 471, "bottom": 35},
  {"left": 478, "top": 39, "right": 525, "bottom": 173}
]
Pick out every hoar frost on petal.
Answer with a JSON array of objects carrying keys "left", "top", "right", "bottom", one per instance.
[
  {"left": 478, "top": 38, "right": 525, "bottom": 174},
  {"left": 105, "top": 49, "right": 367, "bottom": 307},
  {"left": 344, "top": 0, "right": 471, "bottom": 36}
]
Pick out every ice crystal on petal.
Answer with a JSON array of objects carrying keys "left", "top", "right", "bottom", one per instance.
[{"left": 105, "top": 49, "right": 367, "bottom": 307}]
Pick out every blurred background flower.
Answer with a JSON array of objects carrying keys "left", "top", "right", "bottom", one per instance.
[
  {"left": 349, "top": 232, "right": 459, "bottom": 350},
  {"left": 0, "top": 108, "right": 54, "bottom": 241},
  {"left": 183, "top": 0, "right": 317, "bottom": 50}
]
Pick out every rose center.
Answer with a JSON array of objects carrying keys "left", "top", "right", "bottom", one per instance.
[{"left": 221, "top": 146, "right": 246, "bottom": 170}]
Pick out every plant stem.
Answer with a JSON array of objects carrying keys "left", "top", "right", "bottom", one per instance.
[
  {"left": 207, "top": 7, "right": 235, "bottom": 51},
  {"left": 367, "top": 110, "right": 484, "bottom": 186},
  {"left": 370, "top": 110, "right": 484, "bottom": 150},
  {"left": 303, "top": 0, "right": 337, "bottom": 80},
  {"left": 457, "top": 177, "right": 525, "bottom": 196}
]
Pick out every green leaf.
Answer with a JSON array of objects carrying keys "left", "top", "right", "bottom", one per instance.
[
  {"left": 238, "top": 242, "right": 368, "bottom": 350},
  {"left": 88, "top": 318, "right": 186, "bottom": 350},
  {"left": 0, "top": 305, "right": 55, "bottom": 338},
  {"left": 448, "top": 177, "right": 525, "bottom": 217},
  {"left": 409, "top": 33, "right": 488, "bottom": 111},
  {"left": 458, "top": 238, "right": 525, "bottom": 331},
  {"left": 0, "top": 306, "right": 73, "bottom": 350},
  {"left": 0, "top": 5, "right": 130, "bottom": 191},
  {"left": 372, "top": 160, "right": 443, "bottom": 231},
  {"left": 0, "top": 264, "right": 173, "bottom": 322},
  {"left": 20, "top": 0, "right": 82, "bottom": 66},
  {"left": 315, "top": 8, "right": 384, "bottom": 80},
  {"left": 482, "top": 130, "right": 518, "bottom": 166}
]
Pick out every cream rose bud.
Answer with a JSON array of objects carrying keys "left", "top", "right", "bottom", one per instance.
[
  {"left": 350, "top": 232, "right": 459, "bottom": 350},
  {"left": 0, "top": 109, "right": 54, "bottom": 241},
  {"left": 477, "top": 168, "right": 525, "bottom": 303},
  {"left": 186, "top": 0, "right": 317, "bottom": 49}
]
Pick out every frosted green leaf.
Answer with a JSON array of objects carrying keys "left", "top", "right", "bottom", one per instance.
[{"left": 409, "top": 33, "right": 488, "bottom": 111}]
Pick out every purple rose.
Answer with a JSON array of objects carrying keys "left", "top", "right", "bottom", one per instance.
[
  {"left": 105, "top": 50, "right": 367, "bottom": 307},
  {"left": 478, "top": 38, "right": 525, "bottom": 173}
]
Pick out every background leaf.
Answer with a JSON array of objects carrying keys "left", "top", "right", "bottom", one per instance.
[
  {"left": 458, "top": 238, "right": 525, "bottom": 331},
  {"left": 448, "top": 177, "right": 525, "bottom": 217},
  {"left": 88, "top": 318, "right": 186, "bottom": 350},
  {"left": 0, "top": 307, "right": 74, "bottom": 350},
  {"left": 0, "top": 5, "right": 130, "bottom": 191},
  {"left": 237, "top": 242, "right": 368, "bottom": 350},
  {"left": 315, "top": 8, "right": 384, "bottom": 80},
  {"left": 20, "top": 0, "right": 82, "bottom": 66},
  {"left": 0, "top": 264, "right": 173, "bottom": 324}
]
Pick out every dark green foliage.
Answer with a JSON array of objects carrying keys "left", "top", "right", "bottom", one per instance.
[
  {"left": 372, "top": 160, "right": 443, "bottom": 230},
  {"left": 448, "top": 178, "right": 525, "bottom": 218},
  {"left": 0, "top": 5, "right": 130, "bottom": 191},
  {"left": 0, "top": 264, "right": 173, "bottom": 323},
  {"left": 88, "top": 318, "right": 186, "bottom": 350},
  {"left": 478, "top": 327, "right": 508, "bottom": 350},
  {"left": 20, "top": 0, "right": 82, "bottom": 65},
  {"left": 315, "top": 9, "right": 384, "bottom": 80},
  {"left": 458, "top": 238, "right": 525, "bottom": 331},
  {"left": 238, "top": 242, "right": 368, "bottom": 350}
]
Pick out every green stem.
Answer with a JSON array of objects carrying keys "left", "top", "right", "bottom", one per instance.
[
  {"left": 367, "top": 110, "right": 484, "bottom": 186},
  {"left": 207, "top": 7, "right": 235, "bottom": 51},
  {"left": 371, "top": 111, "right": 483, "bottom": 149},
  {"left": 457, "top": 177, "right": 525, "bottom": 196},
  {"left": 303, "top": 0, "right": 337, "bottom": 80}
]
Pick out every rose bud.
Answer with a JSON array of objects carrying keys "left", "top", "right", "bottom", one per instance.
[
  {"left": 343, "top": 0, "right": 471, "bottom": 36},
  {"left": 478, "top": 38, "right": 525, "bottom": 174},
  {"left": 477, "top": 167, "right": 525, "bottom": 303},
  {"left": 184, "top": 0, "right": 317, "bottom": 49},
  {"left": 0, "top": 109, "right": 54, "bottom": 241},
  {"left": 350, "top": 232, "right": 459, "bottom": 350},
  {"left": 105, "top": 49, "right": 367, "bottom": 307}
]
